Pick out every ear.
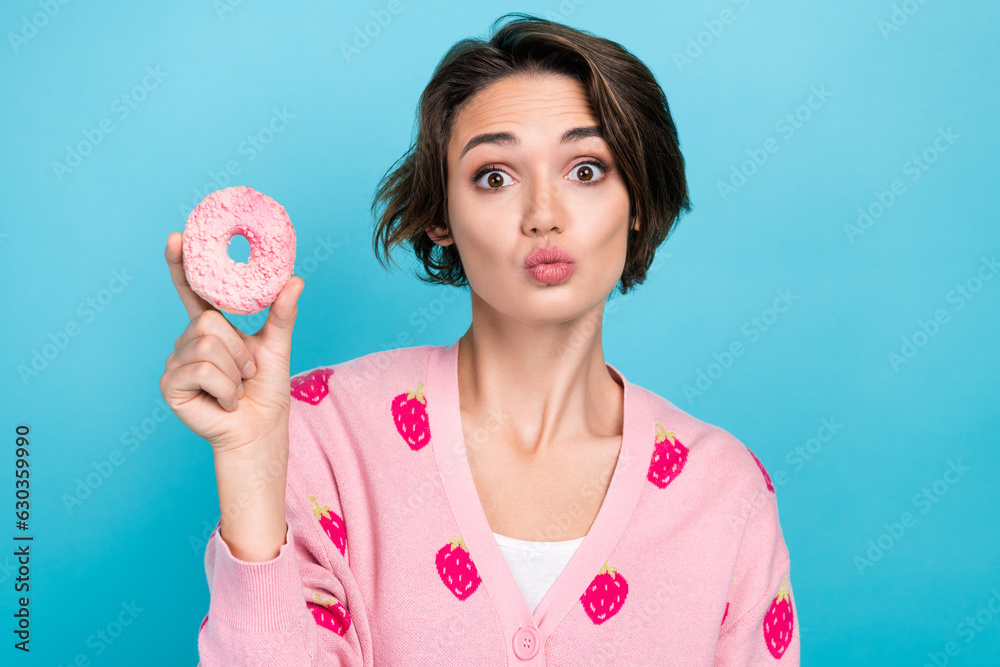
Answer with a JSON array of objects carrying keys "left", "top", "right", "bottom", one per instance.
[
  {"left": 426, "top": 222, "right": 454, "bottom": 246},
  {"left": 630, "top": 216, "right": 640, "bottom": 233}
]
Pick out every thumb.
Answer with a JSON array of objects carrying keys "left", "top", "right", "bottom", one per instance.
[{"left": 260, "top": 276, "right": 305, "bottom": 350}]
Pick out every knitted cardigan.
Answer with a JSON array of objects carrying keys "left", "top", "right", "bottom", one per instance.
[{"left": 197, "top": 339, "right": 800, "bottom": 665}]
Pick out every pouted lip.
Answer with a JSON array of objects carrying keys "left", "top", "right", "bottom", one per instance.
[{"left": 524, "top": 245, "right": 575, "bottom": 268}]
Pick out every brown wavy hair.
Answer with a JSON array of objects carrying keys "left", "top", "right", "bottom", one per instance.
[{"left": 370, "top": 12, "right": 691, "bottom": 295}]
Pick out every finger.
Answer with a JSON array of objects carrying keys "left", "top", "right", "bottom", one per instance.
[
  {"left": 165, "top": 360, "right": 243, "bottom": 412},
  {"left": 165, "top": 231, "right": 217, "bottom": 320},
  {"left": 259, "top": 276, "right": 304, "bottom": 349},
  {"left": 174, "top": 310, "right": 257, "bottom": 378},
  {"left": 168, "top": 333, "right": 246, "bottom": 392}
]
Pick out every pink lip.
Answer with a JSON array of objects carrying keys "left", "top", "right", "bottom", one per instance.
[
  {"left": 524, "top": 245, "right": 575, "bottom": 268},
  {"left": 524, "top": 245, "right": 575, "bottom": 285}
]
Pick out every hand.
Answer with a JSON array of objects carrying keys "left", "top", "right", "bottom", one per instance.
[{"left": 159, "top": 231, "right": 304, "bottom": 456}]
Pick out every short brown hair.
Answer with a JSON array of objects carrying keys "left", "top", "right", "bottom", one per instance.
[{"left": 370, "top": 12, "right": 691, "bottom": 295}]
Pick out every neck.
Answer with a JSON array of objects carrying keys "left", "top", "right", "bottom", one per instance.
[{"left": 455, "top": 306, "right": 624, "bottom": 460}]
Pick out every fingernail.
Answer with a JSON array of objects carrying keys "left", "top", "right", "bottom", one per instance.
[
  {"left": 236, "top": 384, "right": 245, "bottom": 398},
  {"left": 242, "top": 360, "right": 256, "bottom": 377}
]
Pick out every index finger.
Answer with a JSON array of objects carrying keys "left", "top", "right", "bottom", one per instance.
[{"left": 165, "top": 231, "right": 217, "bottom": 320}]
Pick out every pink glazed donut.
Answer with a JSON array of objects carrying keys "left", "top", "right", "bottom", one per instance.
[{"left": 182, "top": 186, "right": 296, "bottom": 315}]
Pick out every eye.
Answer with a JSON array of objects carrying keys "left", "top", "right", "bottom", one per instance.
[
  {"left": 568, "top": 159, "right": 610, "bottom": 186},
  {"left": 472, "top": 165, "right": 513, "bottom": 190},
  {"left": 470, "top": 159, "right": 613, "bottom": 192}
]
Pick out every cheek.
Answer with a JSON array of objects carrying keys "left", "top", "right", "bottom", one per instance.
[
  {"left": 587, "top": 212, "right": 630, "bottom": 285},
  {"left": 587, "top": 200, "right": 630, "bottom": 251},
  {"left": 447, "top": 212, "right": 512, "bottom": 282}
]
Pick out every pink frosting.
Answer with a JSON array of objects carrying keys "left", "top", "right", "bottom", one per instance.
[{"left": 182, "top": 186, "right": 296, "bottom": 315}]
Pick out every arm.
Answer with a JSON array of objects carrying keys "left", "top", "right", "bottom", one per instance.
[
  {"left": 197, "top": 475, "right": 366, "bottom": 666},
  {"left": 715, "top": 490, "right": 800, "bottom": 666}
]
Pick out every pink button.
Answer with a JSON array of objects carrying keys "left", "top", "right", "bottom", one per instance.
[{"left": 512, "top": 626, "right": 539, "bottom": 660}]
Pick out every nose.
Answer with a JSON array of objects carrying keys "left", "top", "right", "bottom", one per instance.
[{"left": 521, "top": 177, "right": 564, "bottom": 236}]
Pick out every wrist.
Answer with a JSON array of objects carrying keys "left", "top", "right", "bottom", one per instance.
[{"left": 212, "top": 422, "right": 289, "bottom": 464}]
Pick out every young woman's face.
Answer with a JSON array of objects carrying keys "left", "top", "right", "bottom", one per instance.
[{"left": 432, "top": 72, "right": 634, "bottom": 323}]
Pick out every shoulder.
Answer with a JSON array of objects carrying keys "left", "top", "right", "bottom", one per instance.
[
  {"left": 633, "top": 383, "right": 775, "bottom": 498},
  {"left": 290, "top": 343, "right": 435, "bottom": 398},
  {"left": 286, "top": 343, "right": 437, "bottom": 465},
  {"left": 286, "top": 343, "right": 437, "bottom": 428}
]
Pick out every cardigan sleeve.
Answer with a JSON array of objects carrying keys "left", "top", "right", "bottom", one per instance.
[
  {"left": 714, "top": 489, "right": 800, "bottom": 666},
  {"left": 196, "top": 474, "right": 366, "bottom": 666}
]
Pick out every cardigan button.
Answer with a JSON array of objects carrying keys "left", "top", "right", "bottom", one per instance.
[{"left": 512, "top": 626, "right": 539, "bottom": 660}]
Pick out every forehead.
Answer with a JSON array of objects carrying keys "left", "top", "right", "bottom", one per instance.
[{"left": 449, "top": 73, "right": 602, "bottom": 159}]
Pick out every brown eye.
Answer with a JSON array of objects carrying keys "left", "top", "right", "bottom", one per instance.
[
  {"left": 473, "top": 166, "right": 513, "bottom": 190},
  {"left": 569, "top": 161, "right": 607, "bottom": 184}
]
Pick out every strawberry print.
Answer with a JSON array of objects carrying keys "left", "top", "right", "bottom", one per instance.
[
  {"left": 291, "top": 367, "right": 335, "bottom": 405},
  {"left": 436, "top": 534, "right": 481, "bottom": 600},
  {"left": 747, "top": 447, "right": 774, "bottom": 493},
  {"left": 392, "top": 382, "right": 431, "bottom": 450},
  {"left": 646, "top": 422, "right": 688, "bottom": 489},
  {"left": 762, "top": 576, "right": 794, "bottom": 658},
  {"left": 721, "top": 577, "right": 734, "bottom": 626},
  {"left": 309, "top": 495, "right": 347, "bottom": 556},
  {"left": 307, "top": 592, "right": 352, "bottom": 636},
  {"left": 580, "top": 560, "right": 629, "bottom": 625}
]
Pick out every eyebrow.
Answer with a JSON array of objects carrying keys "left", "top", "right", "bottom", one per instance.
[{"left": 458, "top": 125, "right": 605, "bottom": 160}]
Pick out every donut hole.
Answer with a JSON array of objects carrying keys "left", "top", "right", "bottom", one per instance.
[{"left": 227, "top": 233, "right": 252, "bottom": 265}]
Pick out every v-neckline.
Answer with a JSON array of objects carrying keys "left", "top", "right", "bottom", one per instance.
[{"left": 424, "top": 338, "right": 654, "bottom": 640}]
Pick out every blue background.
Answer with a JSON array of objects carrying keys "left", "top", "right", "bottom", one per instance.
[{"left": 2, "top": 1, "right": 998, "bottom": 664}]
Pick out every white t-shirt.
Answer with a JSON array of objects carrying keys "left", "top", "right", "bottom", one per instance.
[{"left": 492, "top": 532, "right": 586, "bottom": 613}]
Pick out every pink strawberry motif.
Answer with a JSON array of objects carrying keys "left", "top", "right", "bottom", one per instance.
[
  {"left": 309, "top": 495, "right": 347, "bottom": 556},
  {"left": 646, "top": 422, "right": 688, "bottom": 489},
  {"left": 392, "top": 382, "right": 431, "bottom": 450},
  {"left": 580, "top": 560, "right": 629, "bottom": 625},
  {"left": 762, "top": 576, "right": 794, "bottom": 658},
  {"left": 307, "top": 592, "right": 352, "bottom": 636},
  {"left": 291, "top": 367, "right": 335, "bottom": 405},
  {"left": 435, "top": 534, "right": 481, "bottom": 600},
  {"left": 747, "top": 447, "right": 774, "bottom": 493},
  {"left": 199, "top": 613, "right": 208, "bottom": 632},
  {"left": 721, "top": 577, "right": 734, "bottom": 626}
]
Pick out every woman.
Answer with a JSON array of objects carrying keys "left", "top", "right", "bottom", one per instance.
[{"left": 163, "top": 13, "right": 799, "bottom": 665}]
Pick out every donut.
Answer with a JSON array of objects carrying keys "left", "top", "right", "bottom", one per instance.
[{"left": 182, "top": 186, "right": 296, "bottom": 315}]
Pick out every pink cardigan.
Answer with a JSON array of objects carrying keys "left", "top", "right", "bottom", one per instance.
[{"left": 197, "top": 339, "right": 800, "bottom": 665}]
